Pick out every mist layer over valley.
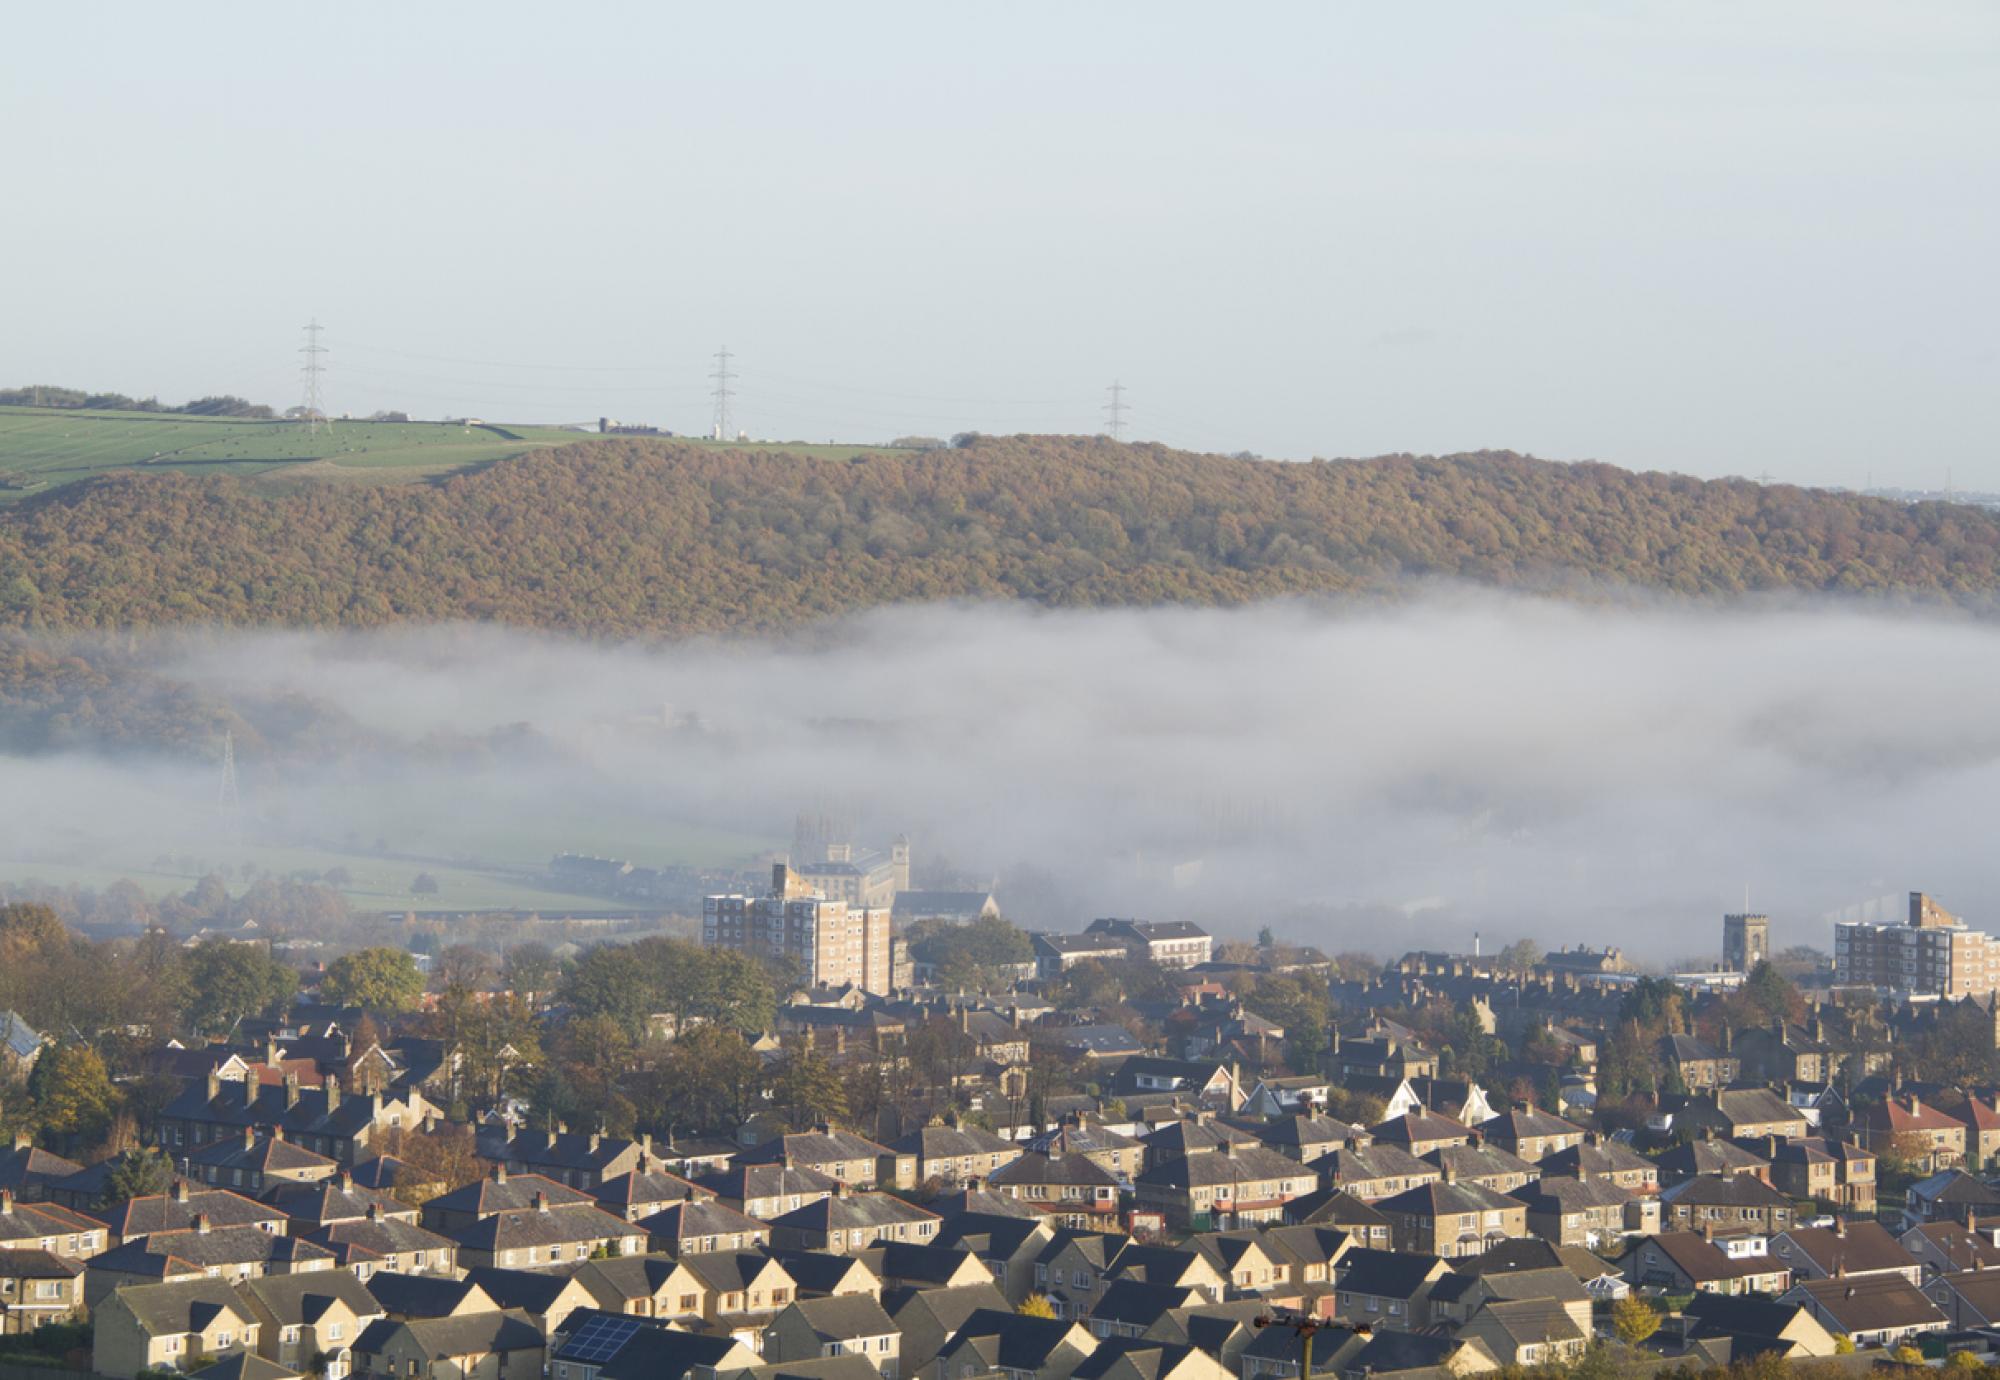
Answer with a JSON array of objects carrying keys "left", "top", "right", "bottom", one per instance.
[{"left": 1, "top": 590, "right": 1992, "bottom": 961}]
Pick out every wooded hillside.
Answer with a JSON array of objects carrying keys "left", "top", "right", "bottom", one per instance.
[{"left": 1, "top": 436, "right": 1995, "bottom": 634}]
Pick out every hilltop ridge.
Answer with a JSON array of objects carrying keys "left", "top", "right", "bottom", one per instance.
[{"left": 0, "top": 434, "right": 1995, "bottom": 634}]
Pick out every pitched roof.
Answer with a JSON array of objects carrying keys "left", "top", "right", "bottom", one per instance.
[
  {"left": 91, "top": 1186, "right": 287, "bottom": 1236},
  {"left": 1334, "top": 1247, "right": 1447, "bottom": 1298},
  {"left": 1789, "top": 1275, "right": 1947, "bottom": 1332},
  {"left": 190, "top": 1353, "right": 302, "bottom": 1380},
  {"left": 767, "top": 1192, "right": 939, "bottom": 1233},
  {"left": 1373, "top": 1180, "right": 1524, "bottom": 1217},
  {"left": 1660, "top": 1174, "right": 1793, "bottom": 1209},
  {"left": 992, "top": 1151, "right": 1120, "bottom": 1188},
  {"left": 109, "top": 1278, "right": 254, "bottom": 1335},
  {"left": 365, "top": 1271, "right": 492, "bottom": 1319},
  {"left": 355, "top": 1308, "right": 545, "bottom": 1360},
  {"left": 780, "top": 1293, "right": 896, "bottom": 1340},
  {"left": 1633, "top": 1233, "right": 1780, "bottom": 1283},
  {"left": 1775, "top": 1223, "right": 1917, "bottom": 1277},
  {"left": 446, "top": 1201, "right": 640, "bottom": 1252},
  {"left": 238, "top": 1270, "right": 381, "bottom": 1325},
  {"left": 1474, "top": 1297, "right": 1586, "bottom": 1346},
  {"left": 0, "top": 1012, "right": 43, "bottom": 1060},
  {"left": 1134, "top": 1144, "right": 1303, "bottom": 1189},
  {"left": 639, "top": 1199, "right": 771, "bottom": 1244},
  {"left": 423, "top": 1171, "right": 594, "bottom": 1217},
  {"left": 887, "top": 1123, "right": 1018, "bottom": 1159}
]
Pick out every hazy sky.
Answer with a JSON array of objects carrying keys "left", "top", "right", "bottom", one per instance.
[{"left": 4, "top": 4, "right": 1995, "bottom": 485}]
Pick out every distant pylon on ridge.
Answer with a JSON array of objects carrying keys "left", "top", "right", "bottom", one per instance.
[
  {"left": 300, "top": 319, "right": 332, "bottom": 436},
  {"left": 710, "top": 346, "right": 737, "bottom": 441},
  {"left": 1103, "top": 380, "right": 1128, "bottom": 441}
]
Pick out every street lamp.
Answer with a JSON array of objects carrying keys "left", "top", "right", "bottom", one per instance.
[{"left": 1254, "top": 1311, "right": 1365, "bottom": 1380}]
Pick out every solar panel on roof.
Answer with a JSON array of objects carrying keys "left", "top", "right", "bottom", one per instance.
[{"left": 561, "top": 1312, "right": 646, "bottom": 1363}]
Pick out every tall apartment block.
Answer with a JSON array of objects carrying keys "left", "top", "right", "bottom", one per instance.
[
  {"left": 1722, "top": 913, "right": 1769, "bottom": 972},
  {"left": 1834, "top": 891, "right": 2000, "bottom": 996},
  {"left": 703, "top": 863, "right": 893, "bottom": 994}
]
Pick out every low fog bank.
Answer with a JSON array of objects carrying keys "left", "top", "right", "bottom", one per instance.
[{"left": 6, "top": 590, "right": 2000, "bottom": 960}]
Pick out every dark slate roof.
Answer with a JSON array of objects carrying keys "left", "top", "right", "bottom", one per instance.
[
  {"left": 1776, "top": 1223, "right": 1918, "bottom": 1277},
  {"left": 110, "top": 1278, "right": 254, "bottom": 1335},
  {"left": 888, "top": 1123, "right": 1019, "bottom": 1158},
  {"left": 305, "top": 1216, "right": 456, "bottom": 1258},
  {"left": 1373, "top": 1180, "right": 1524, "bottom": 1217},
  {"left": 738, "top": 1129, "right": 893, "bottom": 1167},
  {"left": 781, "top": 1293, "right": 897, "bottom": 1340},
  {"left": 593, "top": 1168, "right": 709, "bottom": 1213},
  {"left": 463, "top": 1265, "right": 584, "bottom": 1314},
  {"left": 447, "top": 1202, "right": 640, "bottom": 1252},
  {"left": 932, "top": 1211, "right": 1052, "bottom": 1259},
  {"left": 1347, "top": 1332, "right": 1475, "bottom": 1376},
  {"left": 1074, "top": 1340, "right": 1213, "bottom": 1380},
  {"left": 991, "top": 1151, "right": 1119, "bottom": 1188},
  {"left": 1475, "top": 1297, "right": 1586, "bottom": 1346},
  {"left": 354, "top": 1308, "right": 545, "bottom": 1361},
  {"left": 859, "top": 1240, "right": 981, "bottom": 1285},
  {"left": 1789, "top": 1275, "right": 1947, "bottom": 1333},
  {"left": 264, "top": 1179, "right": 407, "bottom": 1225},
  {"left": 694, "top": 1164, "right": 838, "bottom": 1203},
  {"left": 1540, "top": 1139, "right": 1655, "bottom": 1179},
  {"left": 639, "top": 1199, "right": 771, "bottom": 1245},
  {"left": 348, "top": 1156, "right": 408, "bottom": 1191},
  {"left": 943, "top": 1308, "right": 1086, "bottom": 1372},
  {"left": 1310, "top": 1142, "right": 1437, "bottom": 1184},
  {"left": 1453, "top": 1239, "right": 1565, "bottom": 1276},
  {"left": 365, "top": 1271, "right": 490, "bottom": 1319},
  {"left": 498, "top": 1131, "right": 645, "bottom": 1176},
  {"left": 0, "top": 1012, "right": 43, "bottom": 1060},
  {"left": 185, "top": 1134, "right": 336, "bottom": 1176},
  {"left": 157, "top": 1077, "right": 397, "bottom": 1140},
  {"left": 237, "top": 1270, "right": 381, "bottom": 1326},
  {"left": 0, "top": 1248, "right": 82, "bottom": 1278},
  {"left": 766, "top": 1249, "right": 875, "bottom": 1297},
  {"left": 1249, "top": 1114, "right": 1364, "bottom": 1154},
  {"left": 0, "top": 1144, "right": 84, "bottom": 1193},
  {"left": 1334, "top": 1247, "right": 1446, "bottom": 1298},
  {"left": 99, "top": 1226, "right": 334, "bottom": 1271},
  {"left": 768, "top": 1192, "right": 938, "bottom": 1233},
  {"left": 190, "top": 1353, "right": 302, "bottom": 1380},
  {"left": 92, "top": 1187, "right": 289, "bottom": 1237},
  {"left": 1289, "top": 1189, "right": 1393, "bottom": 1231},
  {"left": 1091, "top": 1278, "right": 1201, "bottom": 1328},
  {"left": 1133, "top": 1144, "right": 1303, "bottom": 1189},
  {"left": 1683, "top": 1293, "right": 1819, "bottom": 1340},
  {"left": 1660, "top": 1174, "right": 1793, "bottom": 1209},
  {"left": 423, "top": 1171, "right": 594, "bottom": 1217}
]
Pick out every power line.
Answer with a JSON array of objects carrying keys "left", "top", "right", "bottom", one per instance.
[
  {"left": 709, "top": 346, "right": 736, "bottom": 441},
  {"left": 299, "top": 319, "right": 331, "bottom": 435},
  {"left": 1103, "top": 380, "right": 1128, "bottom": 441}
]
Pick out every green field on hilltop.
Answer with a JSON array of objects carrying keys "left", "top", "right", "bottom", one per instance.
[
  {"left": 0, "top": 406, "right": 597, "bottom": 498},
  {"left": 0, "top": 406, "right": 911, "bottom": 499}
]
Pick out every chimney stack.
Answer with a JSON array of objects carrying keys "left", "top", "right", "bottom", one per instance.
[
  {"left": 285, "top": 1072, "right": 301, "bottom": 1109},
  {"left": 325, "top": 1075, "right": 341, "bottom": 1114},
  {"left": 494, "top": 1165, "right": 508, "bottom": 1184},
  {"left": 175, "top": 1179, "right": 191, "bottom": 1204},
  {"left": 243, "top": 1126, "right": 257, "bottom": 1152},
  {"left": 206, "top": 1070, "right": 222, "bottom": 1104},
  {"left": 533, "top": 1190, "right": 548, "bottom": 1213},
  {"left": 0, "top": 1189, "right": 12, "bottom": 1216},
  {"left": 195, "top": 1212, "right": 211, "bottom": 1235}
]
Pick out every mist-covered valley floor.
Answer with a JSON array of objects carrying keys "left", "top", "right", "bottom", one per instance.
[{"left": 1, "top": 589, "right": 1993, "bottom": 961}]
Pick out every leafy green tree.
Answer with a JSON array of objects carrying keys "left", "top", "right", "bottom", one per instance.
[
  {"left": 501, "top": 943, "right": 560, "bottom": 999},
  {"left": 184, "top": 940, "right": 297, "bottom": 1035},
  {"left": 28, "top": 1042, "right": 116, "bottom": 1139},
  {"left": 321, "top": 947, "right": 425, "bottom": 1013},
  {"left": 103, "top": 1147, "right": 176, "bottom": 1203},
  {"left": 562, "top": 946, "right": 657, "bottom": 1039},
  {"left": 1741, "top": 961, "right": 1800, "bottom": 1024},
  {"left": 770, "top": 1045, "right": 848, "bottom": 1130},
  {"left": 648, "top": 1025, "right": 764, "bottom": 1136},
  {"left": 912, "top": 918, "right": 1032, "bottom": 993},
  {"left": 1497, "top": 938, "right": 1542, "bottom": 975},
  {"left": 1612, "top": 1295, "right": 1660, "bottom": 1346}
]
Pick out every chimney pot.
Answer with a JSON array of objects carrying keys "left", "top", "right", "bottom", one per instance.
[
  {"left": 494, "top": 1165, "right": 508, "bottom": 1184},
  {"left": 195, "top": 1212, "right": 211, "bottom": 1234},
  {"left": 175, "top": 1179, "right": 190, "bottom": 1204}
]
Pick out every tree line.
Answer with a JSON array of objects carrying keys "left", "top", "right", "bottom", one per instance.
[{"left": 4, "top": 436, "right": 2000, "bottom": 636}]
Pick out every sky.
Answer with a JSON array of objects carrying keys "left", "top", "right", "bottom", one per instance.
[{"left": 3, "top": 3, "right": 1996, "bottom": 486}]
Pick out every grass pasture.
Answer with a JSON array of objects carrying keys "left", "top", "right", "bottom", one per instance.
[{"left": 0, "top": 407, "right": 911, "bottom": 500}]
